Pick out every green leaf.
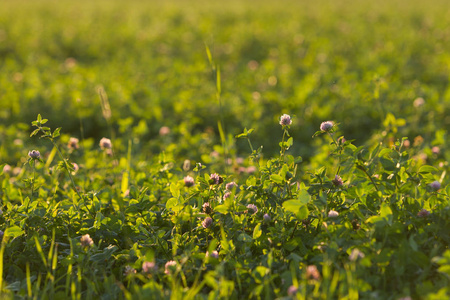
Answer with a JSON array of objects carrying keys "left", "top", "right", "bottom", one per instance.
[
  {"left": 286, "top": 137, "right": 293, "bottom": 148},
  {"left": 297, "top": 205, "right": 309, "bottom": 220},
  {"left": 418, "top": 165, "right": 438, "bottom": 174},
  {"left": 297, "top": 189, "right": 311, "bottom": 205},
  {"left": 283, "top": 200, "right": 303, "bottom": 214},
  {"left": 166, "top": 198, "right": 182, "bottom": 212},
  {"left": 253, "top": 223, "right": 262, "bottom": 239},
  {"left": 90, "top": 245, "right": 118, "bottom": 263},
  {"left": 379, "top": 203, "right": 393, "bottom": 225},
  {"left": 283, "top": 199, "right": 309, "bottom": 220},
  {"left": 214, "top": 204, "right": 229, "bottom": 214},
  {"left": 170, "top": 183, "right": 180, "bottom": 198},
  {"left": 4, "top": 226, "right": 24, "bottom": 238},
  {"left": 270, "top": 174, "right": 284, "bottom": 184},
  {"left": 52, "top": 127, "right": 61, "bottom": 138},
  {"left": 30, "top": 129, "right": 40, "bottom": 137},
  {"left": 237, "top": 233, "right": 252, "bottom": 243}
]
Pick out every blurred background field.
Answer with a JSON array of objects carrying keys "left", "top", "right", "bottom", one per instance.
[{"left": 1, "top": 0, "right": 449, "bottom": 165}]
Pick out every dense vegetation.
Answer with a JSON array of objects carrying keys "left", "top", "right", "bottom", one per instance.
[{"left": 0, "top": 0, "right": 449, "bottom": 299}]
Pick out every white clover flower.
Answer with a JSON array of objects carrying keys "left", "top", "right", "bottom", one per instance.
[
  {"left": 279, "top": 114, "right": 292, "bottom": 126},
  {"left": 68, "top": 137, "right": 79, "bottom": 150},
  {"left": 349, "top": 248, "right": 365, "bottom": 261},
  {"left": 429, "top": 181, "right": 441, "bottom": 191},
  {"left": 184, "top": 176, "right": 195, "bottom": 187},
  {"left": 202, "top": 217, "right": 213, "bottom": 228},
  {"left": 99, "top": 137, "right": 112, "bottom": 149},
  {"left": 202, "top": 202, "right": 212, "bottom": 214},
  {"left": 332, "top": 175, "right": 343, "bottom": 187},
  {"left": 287, "top": 285, "right": 298, "bottom": 296},
  {"left": 164, "top": 260, "right": 177, "bottom": 275},
  {"left": 209, "top": 173, "right": 221, "bottom": 185},
  {"left": 306, "top": 265, "right": 320, "bottom": 280},
  {"left": 28, "top": 150, "right": 40, "bottom": 159},
  {"left": 328, "top": 210, "right": 339, "bottom": 218},
  {"left": 206, "top": 250, "right": 219, "bottom": 259},
  {"left": 80, "top": 234, "right": 94, "bottom": 248},
  {"left": 225, "top": 182, "right": 238, "bottom": 190},
  {"left": 320, "top": 121, "right": 334, "bottom": 132},
  {"left": 223, "top": 192, "right": 231, "bottom": 200},
  {"left": 247, "top": 204, "right": 258, "bottom": 215},
  {"left": 159, "top": 126, "right": 170, "bottom": 136},
  {"left": 142, "top": 261, "right": 157, "bottom": 273},
  {"left": 417, "top": 209, "right": 430, "bottom": 218}
]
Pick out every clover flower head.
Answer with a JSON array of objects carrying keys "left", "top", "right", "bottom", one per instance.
[
  {"left": 80, "top": 234, "right": 94, "bottom": 248},
  {"left": 413, "top": 97, "right": 425, "bottom": 108},
  {"left": 349, "top": 248, "right": 365, "bottom": 261},
  {"left": 142, "top": 261, "right": 157, "bottom": 273},
  {"left": 99, "top": 137, "right": 112, "bottom": 150},
  {"left": 417, "top": 209, "right": 430, "bottom": 218},
  {"left": 184, "top": 176, "right": 195, "bottom": 187},
  {"left": 429, "top": 181, "right": 441, "bottom": 191},
  {"left": 247, "top": 204, "right": 258, "bottom": 215},
  {"left": 279, "top": 114, "right": 292, "bottom": 126},
  {"left": 306, "top": 265, "right": 321, "bottom": 280},
  {"left": 338, "top": 136, "right": 347, "bottom": 144},
  {"left": 72, "top": 163, "right": 79, "bottom": 174},
  {"left": 263, "top": 213, "right": 271, "bottom": 222},
  {"left": 202, "top": 202, "right": 212, "bottom": 214},
  {"left": 287, "top": 285, "right": 298, "bottom": 296},
  {"left": 206, "top": 250, "right": 219, "bottom": 259},
  {"left": 223, "top": 192, "right": 231, "bottom": 200},
  {"left": 246, "top": 166, "right": 257, "bottom": 174},
  {"left": 183, "top": 159, "right": 191, "bottom": 171},
  {"left": 202, "top": 217, "right": 213, "bottom": 228},
  {"left": 328, "top": 210, "right": 339, "bottom": 218},
  {"left": 320, "top": 121, "right": 334, "bottom": 132},
  {"left": 164, "top": 260, "right": 177, "bottom": 275},
  {"left": 332, "top": 175, "right": 343, "bottom": 187},
  {"left": 12, "top": 167, "right": 22, "bottom": 176},
  {"left": 209, "top": 173, "right": 221, "bottom": 185},
  {"left": 68, "top": 137, "right": 79, "bottom": 150},
  {"left": 2, "top": 164, "right": 11, "bottom": 174},
  {"left": 124, "top": 266, "right": 136, "bottom": 276},
  {"left": 431, "top": 146, "right": 440, "bottom": 155},
  {"left": 403, "top": 139, "right": 410, "bottom": 148},
  {"left": 28, "top": 150, "right": 40, "bottom": 159},
  {"left": 226, "top": 182, "right": 238, "bottom": 191},
  {"left": 159, "top": 126, "right": 170, "bottom": 136}
]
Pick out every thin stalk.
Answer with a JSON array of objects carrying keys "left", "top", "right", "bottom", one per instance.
[
  {"left": 280, "top": 129, "right": 288, "bottom": 163},
  {"left": 328, "top": 132, "right": 342, "bottom": 176},
  {"left": 28, "top": 160, "right": 36, "bottom": 211},
  {"left": 360, "top": 165, "right": 380, "bottom": 193}
]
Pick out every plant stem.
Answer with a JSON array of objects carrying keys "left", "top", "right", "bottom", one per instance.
[
  {"left": 328, "top": 132, "right": 342, "bottom": 176},
  {"left": 280, "top": 129, "right": 287, "bottom": 162},
  {"left": 360, "top": 165, "right": 380, "bottom": 192},
  {"left": 28, "top": 160, "right": 36, "bottom": 211}
]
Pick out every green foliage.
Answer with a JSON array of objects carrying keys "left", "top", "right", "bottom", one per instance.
[{"left": 0, "top": 0, "right": 449, "bottom": 299}]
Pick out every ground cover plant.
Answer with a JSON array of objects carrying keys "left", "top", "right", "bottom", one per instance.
[{"left": 0, "top": 0, "right": 449, "bottom": 299}]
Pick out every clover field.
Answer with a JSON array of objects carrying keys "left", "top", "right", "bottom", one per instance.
[{"left": 0, "top": 0, "right": 449, "bottom": 299}]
